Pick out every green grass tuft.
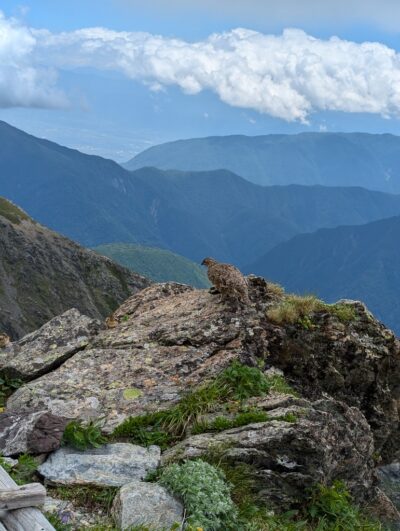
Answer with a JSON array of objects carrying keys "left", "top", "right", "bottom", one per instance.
[
  {"left": 0, "top": 454, "right": 39, "bottom": 485},
  {"left": 267, "top": 294, "right": 357, "bottom": 327},
  {"left": 0, "top": 374, "right": 23, "bottom": 408},
  {"left": 62, "top": 419, "right": 108, "bottom": 451},
  {"left": 193, "top": 408, "right": 297, "bottom": 435},
  {"left": 49, "top": 485, "right": 118, "bottom": 516},
  {"left": 113, "top": 362, "right": 297, "bottom": 446}
]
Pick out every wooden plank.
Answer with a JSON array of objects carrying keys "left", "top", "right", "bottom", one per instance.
[
  {"left": 0, "top": 466, "right": 55, "bottom": 531},
  {"left": 1, "top": 509, "right": 55, "bottom": 531},
  {"left": 0, "top": 483, "right": 46, "bottom": 510}
]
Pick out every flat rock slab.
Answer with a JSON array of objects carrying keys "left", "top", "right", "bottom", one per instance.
[
  {"left": 38, "top": 443, "right": 161, "bottom": 487},
  {"left": 112, "top": 481, "right": 183, "bottom": 530},
  {"left": 0, "top": 411, "right": 68, "bottom": 456},
  {"left": 0, "top": 308, "right": 101, "bottom": 380}
]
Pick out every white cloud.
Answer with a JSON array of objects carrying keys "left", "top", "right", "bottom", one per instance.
[
  {"left": 0, "top": 12, "right": 67, "bottom": 108},
  {"left": 36, "top": 26, "right": 400, "bottom": 122},
  {"left": 2, "top": 11, "right": 400, "bottom": 121}
]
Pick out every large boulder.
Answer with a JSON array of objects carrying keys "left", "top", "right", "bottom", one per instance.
[
  {"left": 265, "top": 300, "right": 400, "bottom": 461},
  {"left": 112, "top": 482, "right": 183, "bottom": 530},
  {"left": 7, "top": 282, "right": 268, "bottom": 429},
  {"left": 162, "top": 395, "right": 375, "bottom": 508},
  {"left": 0, "top": 411, "right": 68, "bottom": 456},
  {"left": 37, "top": 443, "right": 161, "bottom": 487},
  {"left": 0, "top": 309, "right": 101, "bottom": 380}
]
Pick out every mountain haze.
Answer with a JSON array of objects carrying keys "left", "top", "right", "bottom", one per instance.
[
  {"left": 247, "top": 216, "right": 400, "bottom": 334},
  {"left": 124, "top": 133, "right": 400, "bottom": 193},
  {"left": 3, "top": 121, "right": 400, "bottom": 266}
]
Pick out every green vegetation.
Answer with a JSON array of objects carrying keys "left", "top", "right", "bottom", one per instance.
[
  {"left": 160, "top": 459, "right": 237, "bottom": 529},
  {"left": 49, "top": 485, "right": 118, "bottom": 516},
  {"left": 267, "top": 294, "right": 356, "bottom": 326},
  {"left": 0, "top": 453, "right": 39, "bottom": 485},
  {"left": 0, "top": 374, "right": 23, "bottom": 408},
  {"left": 62, "top": 419, "right": 108, "bottom": 450},
  {"left": 113, "top": 362, "right": 297, "bottom": 446},
  {"left": 192, "top": 408, "right": 297, "bottom": 435},
  {"left": 0, "top": 197, "right": 31, "bottom": 224},
  {"left": 196, "top": 446, "right": 382, "bottom": 530},
  {"left": 94, "top": 243, "right": 210, "bottom": 288},
  {"left": 307, "top": 481, "right": 382, "bottom": 531}
]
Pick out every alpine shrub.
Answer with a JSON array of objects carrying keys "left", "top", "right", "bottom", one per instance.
[{"left": 159, "top": 459, "right": 238, "bottom": 529}]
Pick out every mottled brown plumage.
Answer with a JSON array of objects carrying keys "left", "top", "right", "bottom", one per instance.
[
  {"left": 201, "top": 257, "right": 250, "bottom": 305},
  {"left": 105, "top": 314, "right": 118, "bottom": 329},
  {"left": 0, "top": 333, "right": 10, "bottom": 348}
]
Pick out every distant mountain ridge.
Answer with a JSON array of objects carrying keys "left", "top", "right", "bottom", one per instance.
[
  {"left": 3, "top": 120, "right": 400, "bottom": 266},
  {"left": 0, "top": 197, "right": 149, "bottom": 339},
  {"left": 94, "top": 243, "right": 210, "bottom": 288},
  {"left": 124, "top": 132, "right": 400, "bottom": 193},
  {"left": 247, "top": 215, "right": 400, "bottom": 334}
]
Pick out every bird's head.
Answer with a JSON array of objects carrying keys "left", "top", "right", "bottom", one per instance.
[{"left": 201, "top": 257, "right": 216, "bottom": 267}]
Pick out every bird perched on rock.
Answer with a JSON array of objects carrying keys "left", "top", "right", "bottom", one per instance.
[
  {"left": 201, "top": 257, "right": 250, "bottom": 306},
  {"left": 0, "top": 333, "right": 10, "bottom": 348},
  {"left": 105, "top": 313, "right": 118, "bottom": 329}
]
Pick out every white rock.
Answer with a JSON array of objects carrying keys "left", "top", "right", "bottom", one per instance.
[{"left": 38, "top": 443, "right": 160, "bottom": 487}]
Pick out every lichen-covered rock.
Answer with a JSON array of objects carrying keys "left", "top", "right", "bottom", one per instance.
[
  {"left": 37, "top": 443, "right": 161, "bottom": 487},
  {"left": 265, "top": 299, "right": 400, "bottom": 461},
  {"left": 6, "top": 278, "right": 400, "bottom": 467},
  {"left": 0, "top": 411, "right": 68, "bottom": 456},
  {"left": 7, "top": 282, "right": 268, "bottom": 429},
  {"left": 0, "top": 309, "right": 101, "bottom": 380},
  {"left": 162, "top": 397, "right": 375, "bottom": 508},
  {"left": 112, "top": 482, "right": 183, "bottom": 530}
]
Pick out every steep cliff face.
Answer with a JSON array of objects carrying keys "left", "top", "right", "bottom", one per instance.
[
  {"left": 0, "top": 198, "right": 150, "bottom": 339},
  {"left": 3, "top": 277, "right": 399, "bottom": 517}
]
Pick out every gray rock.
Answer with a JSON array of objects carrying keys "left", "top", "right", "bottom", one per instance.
[
  {"left": 7, "top": 282, "right": 266, "bottom": 430},
  {"left": 38, "top": 443, "right": 161, "bottom": 487},
  {"left": 0, "top": 411, "right": 68, "bottom": 456},
  {"left": 112, "top": 481, "right": 183, "bottom": 530},
  {"left": 162, "top": 397, "right": 375, "bottom": 508},
  {"left": 0, "top": 309, "right": 101, "bottom": 381}
]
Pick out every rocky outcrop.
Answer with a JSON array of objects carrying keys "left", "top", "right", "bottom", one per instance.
[
  {"left": 7, "top": 282, "right": 266, "bottom": 429},
  {"left": 38, "top": 443, "right": 160, "bottom": 487},
  {"left": 0, "top": 197, "right": 150, "bottom": 339},
  {"left": 0, "top": 411, "right": 68, "bottom": 456},
  {"left": 265, "top": 299, "right": 400, "bottom": 461},
  {"left": 162, "top": 396, "right": 375, "bottom": 508},
  {"left": 112, "top": 482, "right": 183, "bottom": 530},
  {"left": 0, "top": 309, "right": 101, "bottom": 380},
  {"left": 6, "top": 279, "right": 400, "bottom": 464},
  {"left": 2, "top": 277, "right": 400, "bottom": 519}
]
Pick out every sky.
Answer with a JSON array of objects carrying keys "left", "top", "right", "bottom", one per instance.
[{"left": 1, "top": 1, "right": 400, "bottom": 161}]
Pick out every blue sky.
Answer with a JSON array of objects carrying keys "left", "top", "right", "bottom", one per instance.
[{"left": 1, "top": 0, "right": 400, "bottom": 161}]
